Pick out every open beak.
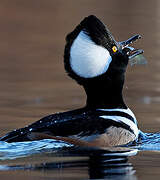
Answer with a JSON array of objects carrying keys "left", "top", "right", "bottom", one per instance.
[
  {"left": 119, "top": 34, "right": 147, "bottom": 65},
  {"left": 120, "top": 34, "right": 141, "bottom": 47}
]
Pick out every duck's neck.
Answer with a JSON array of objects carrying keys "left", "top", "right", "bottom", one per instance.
[{"left": 83, "top": 79, "right": 127, "bottom": 109}]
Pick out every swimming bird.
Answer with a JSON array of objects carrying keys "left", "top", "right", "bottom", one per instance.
[{"left": 0, "top": 15, "right": 145, "bottom": 147}]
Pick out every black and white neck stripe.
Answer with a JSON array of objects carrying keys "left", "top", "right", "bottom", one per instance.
[{"left": 97, "top": 108, "right": 139, "bottom": 138}]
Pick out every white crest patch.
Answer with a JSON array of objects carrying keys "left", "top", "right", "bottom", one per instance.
[{"left": 70, "top": 31, "right": 112, "bottom": 78}]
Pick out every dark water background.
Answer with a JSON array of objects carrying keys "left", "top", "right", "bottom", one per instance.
[{"left": 0, "top": 0, "right": 160, "bottom": 179}]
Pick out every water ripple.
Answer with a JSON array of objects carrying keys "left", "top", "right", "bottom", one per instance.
[
  {"left": 134, "top": 132, "right": 160, "bottom": 150},
  {"left": 0, "top": 140, "right": 72, "bottom": 160},
  {"left": 0, "top": 132, "right": 160, "bottom": 160}
]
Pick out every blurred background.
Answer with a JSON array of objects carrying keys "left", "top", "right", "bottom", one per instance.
[{"left": 0, "top": 0, "right": 159, "bottom": 137}]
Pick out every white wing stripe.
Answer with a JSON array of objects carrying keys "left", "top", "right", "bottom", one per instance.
[{"left": 98, "top": 108, "right": 137, "bottom": 124}]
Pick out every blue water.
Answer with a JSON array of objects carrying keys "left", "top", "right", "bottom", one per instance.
[
  {"left": 0, "top": 139, "right": 72, "bottom": 160},
  {"left": 0, "top": 132, "right": 159, "bottom": 161},
  {"left": 0, "top": 132, "right": 159, "bottom": 179},
  {"left": 0, "top": 139, "right": 137, "bottom": 175},
  {"left": 134, "top": 132, "right": 160, "bottom": 150}
]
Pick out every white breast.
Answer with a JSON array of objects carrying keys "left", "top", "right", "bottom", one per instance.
[{"left": 70, "top": 31, "right": 112, "bottom": 78}]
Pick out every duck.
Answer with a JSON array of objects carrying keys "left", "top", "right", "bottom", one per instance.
[{"left": 0, "top": 15, "right": 145, "bottom": 147}]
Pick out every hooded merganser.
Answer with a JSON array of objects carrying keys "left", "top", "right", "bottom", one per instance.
[{"left": 0, "top": 15, "right": 145, "bottom": 147}]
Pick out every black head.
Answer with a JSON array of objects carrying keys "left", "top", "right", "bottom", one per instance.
[
  {"left": 64, "top": 15, "right": 144, "bottom": 108},
  {"left": 64, "top": 15, "right": 143, "bottom": 85}
]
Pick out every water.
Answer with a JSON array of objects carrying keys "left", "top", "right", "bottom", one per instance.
[
  {"left": 0, "top": 135, "right": 159, "bottom": 179},
  {"left": 0, "top": 0, "right": 160, "bottom": 179}
]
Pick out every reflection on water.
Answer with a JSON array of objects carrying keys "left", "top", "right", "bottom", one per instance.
[
  {"left": 32, "top": 148, "right": 137, "bottom": 180},
  {"left": 0, "top": 145, "right": 137, "bottom": 179},
  {"left": 0, "top": 132, "right": 160, "bottom": 179}
]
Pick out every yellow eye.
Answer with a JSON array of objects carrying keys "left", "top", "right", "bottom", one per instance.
[{"left": 112, "top": 46, "right": 117, "bottom": 53}]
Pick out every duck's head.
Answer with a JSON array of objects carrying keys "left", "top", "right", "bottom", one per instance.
[
  {"left": 64, "top": 15, "right": 144, "bottom": 85},
  {"left": 64, "top": 15, "right": 145, "bottom": 108}
]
